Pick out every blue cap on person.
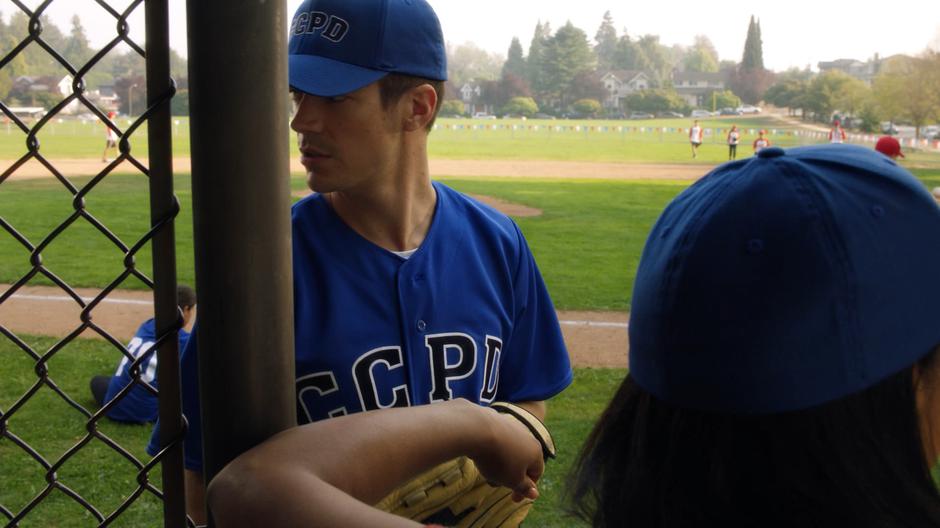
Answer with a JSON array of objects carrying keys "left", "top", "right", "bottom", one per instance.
[
  {"left": 629, "top": 144, "right": 940, "bottom": 414},
  {"left": 288, "top": 0, "right": 447, "bottom": 97}
]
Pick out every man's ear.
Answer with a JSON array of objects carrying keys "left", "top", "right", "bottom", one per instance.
[{"left": 402, "top": 84, "right": 437, "bottom": 132}]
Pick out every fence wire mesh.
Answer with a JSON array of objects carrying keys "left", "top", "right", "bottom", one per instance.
[{"left": 0, "top": 0, "right": 188, "bottom": 526}]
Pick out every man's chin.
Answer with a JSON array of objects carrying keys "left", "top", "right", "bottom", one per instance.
[{"left": 306, "top": 171, "right": 327, "bottom": 193}]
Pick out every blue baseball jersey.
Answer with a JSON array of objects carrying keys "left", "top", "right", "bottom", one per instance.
[
  {"left": 104, "top": 319, "right": 191, "bottom": 423},
  {"left": 149, "top": 182, "right": 572, "bottom": 470}
]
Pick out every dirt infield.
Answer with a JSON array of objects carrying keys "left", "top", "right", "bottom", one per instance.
[
  {"left": 2, "top": 157, "right": 713, "bottom": 182},
  {"left": 1, "top": 284, "right": 627, "bottom": 368}
]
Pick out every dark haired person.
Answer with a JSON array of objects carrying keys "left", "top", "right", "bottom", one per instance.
[
  {"left": 569, "top": 144, "right": 940, "bottom": 527},
  {"left": 208, "top": 145, "right": 940, "bottom": 527},
  {"left": 149, "top": 0, "right": 571, "bottom": 523},
  {"left": 90, "top": 285, "right": 196, "bottom": 423}
]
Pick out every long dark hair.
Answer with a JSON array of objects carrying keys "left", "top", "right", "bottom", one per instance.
[{"left": 567, "top": 349, "right": 940, "bottom": 527}]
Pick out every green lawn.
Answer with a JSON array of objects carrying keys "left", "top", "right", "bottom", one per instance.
[
  {"left": 5, "top": 115, "right": 915, "bottom": 165},
  {"left": 0, "top": 334, "right": 623, "bottom": 527},
  {"left": 4, "top": 169, "right": 940, "bottom": 311},
  {"left": 0, "top": 336, "right": 165, "bottom": 527},
  {"left": 0, "top": 173, "right": 690, "bottom": 311},
  {"left": 440, "top": 177, "right": 687, "bottom": 311},
  {"left": 428, "top": 116, "right": 816, "bottom": 164},
  {"left": 0, "top": 173, "right": 197, "bottom": 293}
]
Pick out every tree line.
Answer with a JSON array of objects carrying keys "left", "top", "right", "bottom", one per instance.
[
  {"left": 764, "top": 52, "right": 940, "bottom": 137},
  {"left": 0, "top": 12, "right": 189, "bottom": 116},
  {"left": 442, "top": 13, "right": 774, "bottom": 117}
]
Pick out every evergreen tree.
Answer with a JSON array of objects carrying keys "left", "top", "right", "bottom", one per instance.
[
  {"left": 526, "top": 21, "right": 552, "bottom": 98},
  {"left": 502, "top": 37, "right": 526, "bottom": 79},
  {"left": 62, "top": 15, "right": 92, "bottom": 70},
  {"left": 741, "top": 16, "right": 764, "bottom": 71},
  {"left": 733, "top": 16, "right": 772, "bottom": 104},
  {"left": 612, "top": 33, "right": 641, "bottom": 71},
  {"left": 594, "top": 11, "right": 618, "bottom": 71},
  {"left": 545, "top": 21, "right": 596, "bottom": 109}
]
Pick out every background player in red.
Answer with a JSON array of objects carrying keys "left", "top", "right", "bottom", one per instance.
[
  {"left": 828, "top": 119, "right": 847, "bottom": 144},
  {"left": 752, "top": 130, "right": 770, "bottom": 153},
  {"left": 101, "top": 110, "right": 119, "bottom": 162}
]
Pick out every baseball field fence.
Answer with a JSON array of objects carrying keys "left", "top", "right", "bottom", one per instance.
[
  {"left": 1, "top": 0, "right": 297, "bottom": 526},
  {"left": 0, "top": 0, "right": 190, "bottom": 525}
]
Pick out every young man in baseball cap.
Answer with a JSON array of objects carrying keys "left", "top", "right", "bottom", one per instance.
[{"left": 152, "top": 0, "right": 572, "bottom": 524}]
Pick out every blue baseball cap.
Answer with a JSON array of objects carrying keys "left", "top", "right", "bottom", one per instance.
[
  {"left": 629, "top": 145, "right": 940, "bottom": 414},
  {"left": 288, "top": 0, "right": 447, "bottom": 97}
]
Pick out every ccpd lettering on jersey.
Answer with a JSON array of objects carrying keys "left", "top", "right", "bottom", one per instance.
[{"left": 295, "top": 332, "right": 502, "bottom": 423}]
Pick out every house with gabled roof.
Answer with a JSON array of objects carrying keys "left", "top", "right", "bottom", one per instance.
[{"left": 598, "top": 70, "right": 650, "bottom": 110}]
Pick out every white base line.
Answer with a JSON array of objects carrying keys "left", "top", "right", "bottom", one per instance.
[
  {"left": 8, "top": 294, "right": 631, "bottom": 328},
  {"left": 7, "top": 293, "right": 153, "bottom": 307}
]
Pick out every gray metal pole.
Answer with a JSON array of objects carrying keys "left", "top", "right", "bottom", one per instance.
[
  {"left": 185, "top": 0, "right": 295, "bottom": 508},
  {"left": 144, "top": 1, "right": 187, "bottom": 526}
]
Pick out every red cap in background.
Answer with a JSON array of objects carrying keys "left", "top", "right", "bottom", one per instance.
[{"left": 875, "top": 136, "right": 904, "bottom": 159}]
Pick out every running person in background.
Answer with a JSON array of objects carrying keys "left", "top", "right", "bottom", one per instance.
[
  {"left": 689, "top": 120, "right": 704, "bottom": 158},
  {"left": 90, "top": 285, "right": 196, "bottom": 423},
  {"left": 149, "top": 0, "right": 572, "bottom": 524},
  {"left": 727, "top": 125, "right": 740, "bottom": 160},
  {"left": 101, "top": 110, "right": 119, "bottom": 162},
  {"left": 753, "top": 130, "right": 771, "bottom": 154},
  {"left": 829, "top": 120, "right": 847, "bottom": 144}
]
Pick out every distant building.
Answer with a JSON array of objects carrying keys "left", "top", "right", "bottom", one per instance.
[
  {"left": 11, "top": 74, "right": 82, "bottom": 114},
  {"left": 456, "top": 80, "right": 494, "bottom": 116},
  {"left": 598, "top": 70, "right": 649, "bottom": 111},
  {"left": 89, "top": 86, "right": 120, "bottom": 112},
  {"left": 671, "top": 71, "right": 730, "bottom": 108},
  {"left": 817, "top": 55, "right": 882, "bottom": 85}
]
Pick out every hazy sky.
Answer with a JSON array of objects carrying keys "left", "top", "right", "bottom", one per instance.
[{"left": 2, "top": 0, "right": 939, "bottom": 72}]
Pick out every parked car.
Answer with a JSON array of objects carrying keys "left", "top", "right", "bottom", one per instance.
[
  {"left": 920, "top": 125, "right": 940, "bottom": 138},
  {"left": 472, "top": 112, "right": 496, "bottom": 119},
  {"left": 629, "top": 111, "right": 655, "bottom": 119},
  {"left": 720, "top": 107, "right": 743, "bottom": 116},
  {"left": 690, "top": 109, "right": 712, "bottom": 118},
  {"left": 656, "top": 111, "right": 685, "bottom": 118},
  {"left": 881, "top": 122, "right": 899, "bottom": 135},
  {"left": 737, "top": 105, "right": 762, "bottom": 114},
  {"left": 532, "top": 113, "right": 556, "bottom": 120}
]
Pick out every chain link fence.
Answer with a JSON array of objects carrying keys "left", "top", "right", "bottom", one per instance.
[{"left": 0, "top": 0, "right": 189, "bottom": 525}]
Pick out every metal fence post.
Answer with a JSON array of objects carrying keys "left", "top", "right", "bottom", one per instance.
[
  {"left": 144, "top": 0, "right": 188, "bottom": 526},
  {"left": 184, "top": 0, "right": 296, "bottom": 508}
]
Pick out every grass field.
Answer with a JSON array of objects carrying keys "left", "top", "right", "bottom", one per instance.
[
  {"left": 0, "top": 334, "right": 623, "bottom": 527},
  {"left": 3, "top": 128, "right": 940, "bottom": 526},
  {"left": 9, "top": 115, "right": 935, "bottom": 165},
  {"left": 4, "top": 168, "right": 939, "bottom": 309},
  {"left": 0, "top": 173, "right": 694, "bottom": 311}
]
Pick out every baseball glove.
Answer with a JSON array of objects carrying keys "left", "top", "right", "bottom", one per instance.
[{"left": 375, "top": 402, "right": 556, "bottom": 527}]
